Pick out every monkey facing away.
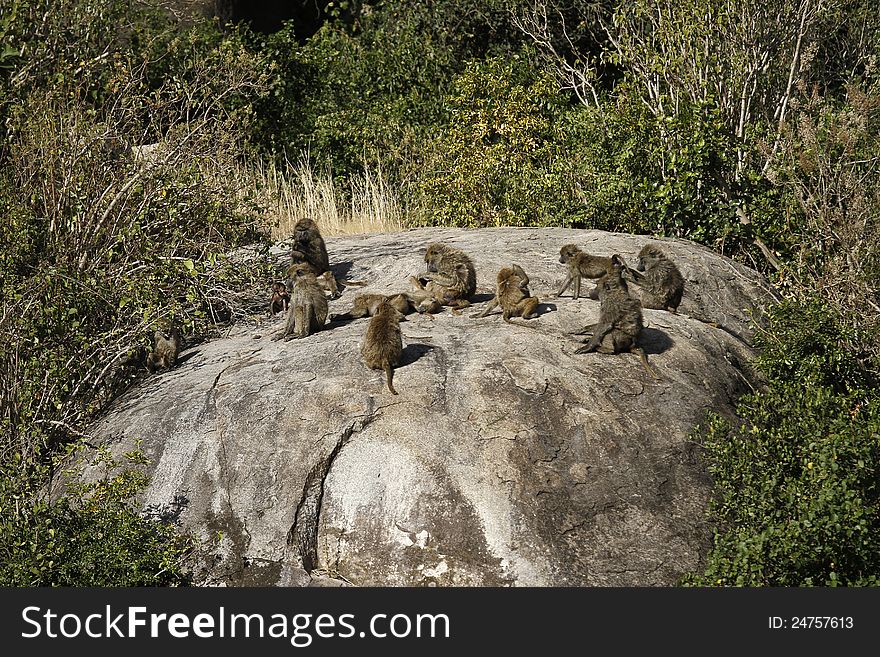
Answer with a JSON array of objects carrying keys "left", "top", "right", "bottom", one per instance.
[
  {"left": 269, "top": 281, "right": 290, "bottom": 317},
  {"left": 624, "top": 243, "right": 685, "bottom": 312},
  {"left": 477, "top": 264, "right": 540, "bottom": 322},
  {"left": 273, "top": 262, "right": 329, "bottom": 340},
  {"left": 146, "top": 326, "right": 181, "bottom": 373},
  {"left": 556, "top": 244, "right": 613, "bottom": 300},
  {"left": 361, "top": 300, "right": 404, "bottom": 395},
  {"left": 573, "top": 255, "right": 656, "bottom": 378},
  {"left": 409, "top": 242, "right": 477, "bottom": 313},
  {"left": 330, "top": 292, "right": 416, "bottom": 322}
]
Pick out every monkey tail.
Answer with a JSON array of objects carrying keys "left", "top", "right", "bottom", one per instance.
[
  {"left": 632, "top": 346, "right": 658, "bottom": 379},
  {"left": 384, "top": 363, "right": 398, "bottom": 395}
]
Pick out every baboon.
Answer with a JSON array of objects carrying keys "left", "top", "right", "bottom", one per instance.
[
  {"left": 556, "top": 244, "right": 613, "bottom": 300},
  {"left": 573, "top": 255, "right": 656, "bottom": 378},
  {"left": 409, "top": 242, "right": 477, "bottom": 313},
  {"left": 330, "top": 292, "right": 416, "bottom": 322},
  {"left": 146, "top": 326, "right": 181, "bottom": 373},
  {"left": 624, "top": 243, "right": 684, "bottom": 312},
  {"left": 269, "top": 281, "right": 290, "bottom": 316},
  {"left": 477, "top": 264, "right": 540, "bottom": 322},
  {"left": 273, "top": 262, "right": 329, "bottom": 340},
  {"left": 291, "top": 217, "right": 330, "bottom": 274},
  {"left": 287, "top": 251, "right": 341, "bottom": 300},
  {"left": 361, "top": 301, "right": 404, "bottom": 395}
]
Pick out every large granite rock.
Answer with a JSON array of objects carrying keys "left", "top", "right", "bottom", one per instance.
[{"left": 88, "top": 228, "right": 777, "bottom": 586}]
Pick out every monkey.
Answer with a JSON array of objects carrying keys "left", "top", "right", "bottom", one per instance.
[
  {"left": 291, "top": 217, "right": 330, "bottom": 274},
  {"left": 477, "top": 264, "right": 540, "bottom": 323},
  {"left": 556, "top": 244, "right": 613, "bottom": 300},
  {"left": 146, "top": 326, "right": 181, "bottom": 373},
  {"left": 330, "top": 292, "right": 418, "bottom": 322},
  {"left": 273, "top": 262, "right": 329, "bottom": 340},
  {"left": 269, "top": 281, "right": 290, "bottom": 317},
  {"left": 409, "top": 242, "right": 477, "bottom": 313},
  {"left": 572, "top": 255, "right": 656, "bottom": 378},
  {"left": 623, "top": 243, "right": 685, "bottom": 312},
  {"left": 361, "top": 300, "right": 404, "bottom": 395},
  {"left": 287, "top": 251, "right": 341, "bottom": 300}
]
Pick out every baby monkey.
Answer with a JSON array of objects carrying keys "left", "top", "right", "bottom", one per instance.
[
  {"left": 268, "top": 281, "right": 290, "bottom": 317},
  {"left": 556, "top": 244, "right": 613, "bottom": 300}
]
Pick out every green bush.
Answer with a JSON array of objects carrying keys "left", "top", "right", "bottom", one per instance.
[
  {"left": 413, "top": 54, "right": 579, "bottom": 227},
  {"left": 687, "top": 300, "right": 880, "bottom": 586},
  {"left": 0, "top": 447, "right": 192, "bottom": 587}
]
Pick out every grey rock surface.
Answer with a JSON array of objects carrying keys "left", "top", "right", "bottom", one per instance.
[{"left": 89, "top": 228, "right": 776, "bottom": 586}]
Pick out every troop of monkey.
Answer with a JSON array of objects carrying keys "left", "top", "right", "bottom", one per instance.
[
  {"left": 259, "top": 219, "right": 685, "bottom": 394},
  {"left": 145, "top": 218, "right": 685, "bottom": 392}
]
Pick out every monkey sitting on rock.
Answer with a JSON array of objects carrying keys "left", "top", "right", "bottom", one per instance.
[
  {"left": 146, "top": 326, "right": 181, "bottom": 373},
  {"left": 621, "top": 243, "right": 684, "bottom": 312},
  {"left": 409, "top": 242, "right": 477, "bottom": 314},
  {"left": 476, "top": 264, "right": 540, "bottom": 323},
  {"left": 572, "top": 255, "right": 656, "bottom": 378},
  {"left": 273, "top": 262, "right": 328, "bottom": 340}
]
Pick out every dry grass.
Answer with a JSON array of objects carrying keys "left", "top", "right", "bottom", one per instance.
[{"left": 245, "top": 154, "right": 407, "bottom": 239}]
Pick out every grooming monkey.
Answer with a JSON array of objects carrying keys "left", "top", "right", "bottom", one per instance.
[
  {"left": 289, "top": 218, "right": 366, "bottom": 298},
  {"left": 409, "top": 242, "right": 477, "bottom": 313},
  {"left": 361, "top": 300, "right": 404, "bottom": 395},
  {"left": 273, "top": 262, "right": 328, "bottom": 340},
  {"left": 477, "top": 264, "right": 540, "bottom": 323},
  {"left": 573, "top": 255, "right": 656, "bottom": 378},
  {"left": 269, "top": 281, "right": 290, "bottom": 316},
  {"left": 146, "top": 326, "right": 181, "bottom": 373},
  {"left": 624, "top": 243, "right": 685, "bottom": 312},
  {"left": 556, "top": 244, "right": 613, "bottom": 300}
]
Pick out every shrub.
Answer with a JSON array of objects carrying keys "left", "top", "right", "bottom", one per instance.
[
  {"left": 413, "top": 54, "right": 579, "bottom": 227},
  {"left": 687, "top": 300, "right": 880, "bottom": 586},
  {"left": 0, "top": 447, "right": 192, "bottom": 587}
]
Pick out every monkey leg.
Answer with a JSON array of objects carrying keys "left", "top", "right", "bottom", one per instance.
[
  {"left": 449, "top": 299, "right": 471, "bottom": 315},
  {"left": 476, "top": 297, "right": 499, "bottom": 318},
  {"left": 571, "top": 322, "right": 598, "bottom": 335},
  {"left": 556, "top": 275, "right": 573, "bottom": 298},
  {"left": 518, "top": 296, "right": 540, "bottom": 319},
  {"left": 572, "top": 276, "right": 581, "bottom": 300},
  {"left": 576, "top": 322, "right": 613, "bottom": 353}
]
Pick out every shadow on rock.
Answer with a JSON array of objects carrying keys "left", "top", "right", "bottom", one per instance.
[
  {"left": 640, "top": 327, "right": 674, "bottom": 355},
  {"left": 401, "top": 343, "right": 435, "bottom": 366}
]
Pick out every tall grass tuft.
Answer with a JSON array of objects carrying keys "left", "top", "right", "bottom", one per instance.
[{"left": 248, "top": 154, "right": 406, "bottom": 239}]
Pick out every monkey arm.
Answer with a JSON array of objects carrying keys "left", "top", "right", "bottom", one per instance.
[
  {"left": 575, "top": 321, "right": 613, "bottom": 353},
  {"left": 420, "top": 271, "right": 459, "bottom": 288},
  {"left": 570, "top": 322, "right": 597, "bottom": 335}
]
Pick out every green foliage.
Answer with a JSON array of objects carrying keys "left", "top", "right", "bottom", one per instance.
[
  {"left": 0, "top": 447, "right": 191, "bottom": 586},
  {"left": 687, "top": 300, "right": 880, "bottom": 586},
  {"left": 564, "top": 89, "right": 741, "bottom": 242},
  {"left": 0, "top": 1, "right": 272, "bottom": 586},
  {"left": 252, "top": 0, "right": 522, "bottom": 175},
  {"left": 413, "top": 54, "right": 578, "bottom": 227}
]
